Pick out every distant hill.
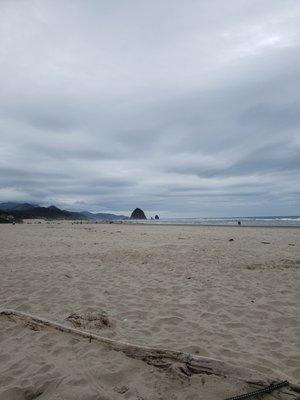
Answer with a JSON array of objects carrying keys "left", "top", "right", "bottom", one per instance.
[
  {"left": 0, "top": 202, "right": 38, "bottom": 211},
  {"left": 0, "top": 202, "right": 129, "bottom": 221},
  {"left": 0, "top": 210, "right": 24, "bottom": 223},
  {"left": 0, "top": 202, "right": 86, "bottom": 221},
  {"left": 80, "top": 211, "right": 128, "bottom": 221}
]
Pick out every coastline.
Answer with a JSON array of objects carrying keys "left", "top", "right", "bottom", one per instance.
[{"left": 123, "top": 221, "right": 300, "bottom": 229}]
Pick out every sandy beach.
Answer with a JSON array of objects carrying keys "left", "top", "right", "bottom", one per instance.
[{"left": 0, "top": 221, "right": 299, "bottom": 399}]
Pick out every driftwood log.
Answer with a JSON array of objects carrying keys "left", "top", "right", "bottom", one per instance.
[{"left": 0, "top": 309, "right": 298, "bottom": 397}]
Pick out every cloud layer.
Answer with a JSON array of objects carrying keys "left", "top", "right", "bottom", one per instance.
[{"left": 1, "top": 0, "right": 300, "bottom": 216}]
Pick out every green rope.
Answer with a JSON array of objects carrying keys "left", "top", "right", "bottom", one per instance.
[{"left": 224, "top": 380, "right": 289, "bottom": 400}]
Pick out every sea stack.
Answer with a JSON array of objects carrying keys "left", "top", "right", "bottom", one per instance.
[
  {"left": 155, "top": 215, "right": 159, "bottom": 220},
  {"left": 130, "top": 208, "right": 147, "bottom": 219}
]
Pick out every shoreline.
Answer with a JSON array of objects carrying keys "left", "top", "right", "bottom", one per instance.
[
  {"left": 122, "top": 221, "right": 300, "bottom": 229},
  {"left": 21, "top": 219, "right": 300, "bottom": 229}
]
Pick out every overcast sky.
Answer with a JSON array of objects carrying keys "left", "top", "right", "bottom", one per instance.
[{"left": 1, "top": 0, "right": 300, "bottom": 217}]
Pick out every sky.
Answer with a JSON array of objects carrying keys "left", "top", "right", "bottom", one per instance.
[{"left": 0, "top": 0, "right": 300, "bottom": 217}]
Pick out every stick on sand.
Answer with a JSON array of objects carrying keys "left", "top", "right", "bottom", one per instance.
[{"left": 1, "top": 307, "right": 297, "bottom": 397}]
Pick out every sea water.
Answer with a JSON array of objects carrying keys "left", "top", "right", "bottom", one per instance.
[{"left": 130, "top": 216, "right": 300, "bottom": 227}]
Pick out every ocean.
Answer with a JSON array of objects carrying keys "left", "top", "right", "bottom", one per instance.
[{"left": 129, "top": 216, "right": 300, "bottom": 227}]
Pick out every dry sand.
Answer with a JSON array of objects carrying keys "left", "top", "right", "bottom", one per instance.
[{"left": 0, "top": 221, "right": 299, "bottom": 399}]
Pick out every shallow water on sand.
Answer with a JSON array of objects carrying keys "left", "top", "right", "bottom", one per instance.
[{"left": 131, "top": 216, "right": 300, "bottom": 227}]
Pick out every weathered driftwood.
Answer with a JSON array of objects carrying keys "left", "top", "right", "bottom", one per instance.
[{"left": 0, "top": 308, "right": 295, "bottom": 395}]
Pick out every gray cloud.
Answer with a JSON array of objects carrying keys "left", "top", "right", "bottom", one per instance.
[{"left": 0, "top": 0, "right": 300, "bottom": 216}]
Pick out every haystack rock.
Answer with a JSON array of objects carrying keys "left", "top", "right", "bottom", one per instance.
[
  {"left": 155, "top": 215, "right": 159, "bottom": 220},
  {"left": 130, "top": 208, "right": 147, "bottom": 219}
]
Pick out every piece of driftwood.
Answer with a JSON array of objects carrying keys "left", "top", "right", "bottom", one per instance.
[{"left": 0, "top": 308, "right": 297, "bottom": 396}]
